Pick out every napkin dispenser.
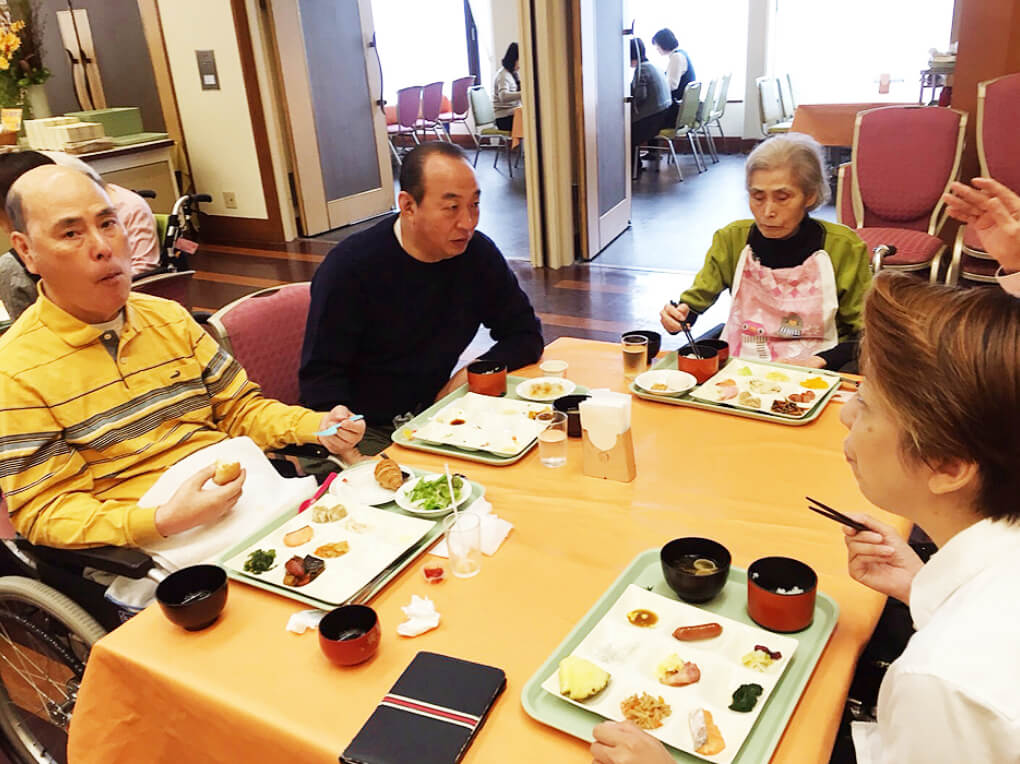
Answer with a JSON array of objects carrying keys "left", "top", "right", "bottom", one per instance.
[{"left": 579, "top": 391, "right": 635, "bottom": 482}]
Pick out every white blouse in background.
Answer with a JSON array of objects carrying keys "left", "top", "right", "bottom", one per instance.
[
  {"left": 492, "top": 67, "right": 521, "bottom": 119},
  {"left": 852, "top": 518, "right": 1020, "bottom": 764},
  {"left": 664, "top": 49, "right": 689, "bottom": 93}
]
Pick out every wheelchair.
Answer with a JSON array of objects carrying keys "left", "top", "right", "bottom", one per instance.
[
  {"left": 0, "top": 445, "right": 329, "bottom": 763},
  {"left": 0, "top": 532, "right": 155, "bottom": 764}
]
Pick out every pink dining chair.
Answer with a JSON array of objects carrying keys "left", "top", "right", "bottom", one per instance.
[
  {"left": 835, "top": 163, "right": 856, "bottom": 228},
  {"left": 947, "top": 72, "right": 1020, "bottom": 285},
  {"left": 849, "top": 105, "right": 967, "bottom": 282},
  {"left": 440, "top": 75, "right": 477, "bottom": 146},
  {"left": 416, "top": 81, "right": 448, "bottom": 142},
  {"left": 207, "top": 283, "right": 311, "bottom": 405},
  {"left": 387, "top": 85, "right": 423, "bottom": 164}
]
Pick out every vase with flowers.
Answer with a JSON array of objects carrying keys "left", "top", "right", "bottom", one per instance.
[{"left": 0, "top": 0, "right": 50, "bottom": 119}]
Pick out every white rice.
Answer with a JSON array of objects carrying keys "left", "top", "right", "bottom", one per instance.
[{"left": 776, "top": 586, "right": 805, "bottom": 595}]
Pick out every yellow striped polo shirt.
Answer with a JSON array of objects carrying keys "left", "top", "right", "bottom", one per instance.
[{"left": 0, "top": 292, "right": 322, "bottom": 548}]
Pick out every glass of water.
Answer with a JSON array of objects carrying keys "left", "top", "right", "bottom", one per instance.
[
  {"left": 622, "top": 334, "right": 649, "bottom": 381},
  {"left": 538, "top": 411, "right": 568, "bottom": 468},
  {"left": 444, "top": 513, "right": 481, "bottom": 578}
]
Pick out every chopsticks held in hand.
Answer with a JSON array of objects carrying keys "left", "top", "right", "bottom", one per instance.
[
  {"left": 806, "top": 496, "right": 869, "bottom": 532},
  {"left": 670, "top": 300, "right": 702, "bottom": 359}
]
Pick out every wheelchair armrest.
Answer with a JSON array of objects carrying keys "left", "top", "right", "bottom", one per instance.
[{"left": 19, "top": 540, "right": 155, "bottom": 580}]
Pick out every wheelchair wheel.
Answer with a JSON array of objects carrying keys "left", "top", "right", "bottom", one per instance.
[{"left": 0, "top": 577, "right": 106, "bottom": 764}]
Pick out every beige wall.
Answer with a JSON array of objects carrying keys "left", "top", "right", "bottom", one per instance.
[{"left": 157, "top": 0, "right": 268, "bottom": 219}]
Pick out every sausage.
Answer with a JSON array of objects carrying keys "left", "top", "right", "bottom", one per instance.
[{"left": 672, "top": 622, "right": 723, "bottom": 641}]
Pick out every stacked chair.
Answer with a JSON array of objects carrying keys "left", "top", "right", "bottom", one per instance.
[{"left": 946, "top": 72, "right": 1020, "bottom": 286}]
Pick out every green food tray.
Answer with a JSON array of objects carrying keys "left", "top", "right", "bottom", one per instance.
[
  {"left": 392, "top": 376, "right": 589, "bottom": 466},
  {"left": 215, "top": 468, "right": 484, "bottom": 610},
  {"left": 521, "top": 549, "right": 838, "bottom": 763},
  {"left": 630, "top": 354, "right": 840, "bottom": 426}
]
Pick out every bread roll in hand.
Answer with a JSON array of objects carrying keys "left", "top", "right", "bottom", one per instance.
[{"left": 212, "top": 460, "right": 241, "bottom": 485}]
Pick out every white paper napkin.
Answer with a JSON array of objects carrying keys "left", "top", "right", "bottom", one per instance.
[
  {"left": 396, "top": 594, "right": 440, "bottom": 637},
  {"left": 286, "top": 608, "right": 326, "bottom": 634},
  {"left": 579, "top": 389, "right": 631, "bottom": 451},
  {"left": 138, "top": 437, "right": 316, "bottom": 571},
  {"left": 429, "top": 497, "right": 512, "bottom": 558}
]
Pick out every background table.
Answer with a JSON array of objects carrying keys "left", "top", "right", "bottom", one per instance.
[
  {"left": 791, "top": 103, "right": 915, "bottom": 147},
  {"left": 67, "top": 338, "right": 908, "bottom": 763}
]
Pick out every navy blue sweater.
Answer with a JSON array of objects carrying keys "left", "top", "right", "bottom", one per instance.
[{"left": 300, "top": 215, "right": 544, "bottom": 426}]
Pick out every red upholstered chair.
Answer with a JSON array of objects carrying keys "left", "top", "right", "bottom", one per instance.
[
  {"left": 849, "top": 105, "right": 966, "bottom": 282},
  {"left": 207, "top": 283, "right": 311, "bottom": 405},
  {"left": 946, "top": 72, "right": 1020, "bottom": 285},
  {"left": 835, "top": 163, "right": 857, "bottom": 228},
  {"left": 132, "top": 270, "right": 195, "bottom": 310}
]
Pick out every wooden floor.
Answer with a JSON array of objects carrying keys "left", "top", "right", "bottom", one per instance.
[{"left": 190, "top": 238, "right": 732, "bottom": 357}]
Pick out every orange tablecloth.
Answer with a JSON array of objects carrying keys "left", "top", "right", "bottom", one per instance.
[
  {"left": 67, "top": 338, "right": 906, "bottom": 763},
  {"left": 791, "top": 102, "right": 915, "bottom": 146},
  {"left": 511, "top": 106, "right": 524, "bottom": 150}
]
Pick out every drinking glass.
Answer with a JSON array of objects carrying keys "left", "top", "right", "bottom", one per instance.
[
  {"left": 622, "top": 335, "right": 649, "bottom": 381},
  {"left": 444, "top": 513, "right": 482, "bottom": 578},
  {"left": 538, "top": 411, "right": 568, "bottom": 467}
]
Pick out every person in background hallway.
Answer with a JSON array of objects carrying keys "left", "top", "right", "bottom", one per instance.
[
  {"left": 630, "top": 37, "right": 672, "bottom": 176},
  {"left": 942, "top": 177, "right": 1020, "bottom": 295},
  {"left": 651, "top": 28, "right": 696, "bottom": 130},
  {"left": 493, "top": 42, "right": 522, "bottom": 131}
]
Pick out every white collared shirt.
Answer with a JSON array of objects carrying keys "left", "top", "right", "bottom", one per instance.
[{"left": 853, "top": 518, "right": 1020, "bottom": 763}]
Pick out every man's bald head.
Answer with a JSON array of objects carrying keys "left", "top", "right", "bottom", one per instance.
[{"left": 6, "top": 164, "right": 107, "bottom": 234}]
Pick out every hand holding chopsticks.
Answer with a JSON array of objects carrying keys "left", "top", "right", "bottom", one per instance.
[
  {"left": 806, "top": 496, "right": 869, "bottom": 532},
  {"left": 668, "top": 300, "right": 702, "bottom": 359}
]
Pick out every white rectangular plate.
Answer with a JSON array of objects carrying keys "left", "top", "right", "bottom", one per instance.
[
  {"left": 689, "top": 360, "right": 838, "bottom": 419},
  {"left": 539, "top": 585, "right": 798, "bottom": 764},
  {"left": 223, "top": 501, "right": 436, "bottom": 605},
  {"left": 411, "top": 392, "right": 553, "bottom": 456}
]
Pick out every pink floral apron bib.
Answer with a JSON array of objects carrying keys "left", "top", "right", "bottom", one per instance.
[{"left": 721, "top": 245, "right": 839, "bottom": 362}]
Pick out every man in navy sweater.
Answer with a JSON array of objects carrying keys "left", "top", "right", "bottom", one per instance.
[{"left": 300, "top": 143, "right": 544, "bottom": 455}]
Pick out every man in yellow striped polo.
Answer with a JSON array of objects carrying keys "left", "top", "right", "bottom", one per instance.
[{"left": 0, "top": 165, "right": 365, "bottom": 548}]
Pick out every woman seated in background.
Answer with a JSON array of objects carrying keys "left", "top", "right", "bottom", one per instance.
[
  {"left": 659, "top": 133, "right": 871, "bottom": 370},
  {"left": 629, "top": 37, "right": 671, "bottom": 177},
  {"left": 595, "top": 273, "right": 1020, "bottom": 764},
  {"left": 492, "top": 42, "right": 522, "bottom": 131},
  {"left": 0, "top": 150, "right": 161, "bottom": 322},
  {"left": 650, "top": 27, "right": 696, "bottom": 130}
]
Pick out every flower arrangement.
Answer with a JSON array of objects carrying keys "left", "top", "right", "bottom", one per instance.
[{"left": 0, "top": 0, "right": 50, "bottom": 116}]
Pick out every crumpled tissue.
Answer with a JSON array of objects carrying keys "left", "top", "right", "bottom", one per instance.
[
  {"left": 286, "top": 608, "right": 326, "bottom": 634},
  {"left": 396, "top": 594, "right": 440, "bottom": 637},
  {"left": 430, "top": 497, "right": 512, "bottom": 558}
]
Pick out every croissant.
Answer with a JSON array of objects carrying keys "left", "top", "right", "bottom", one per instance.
[{"left": 374, "top": 458, "right": 404, "bottom": 490}]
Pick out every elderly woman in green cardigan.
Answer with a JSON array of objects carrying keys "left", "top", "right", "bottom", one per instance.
[{"left": 660, "top": 133, "right": 871, "bottom": 370}]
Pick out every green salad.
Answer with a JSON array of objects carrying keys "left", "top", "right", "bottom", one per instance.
[
  {"left": 408, "top": 475, "right": 465, "bottom": 510},
  {"left": 243, "top": 548, "right": 276, "bottom": 574}
]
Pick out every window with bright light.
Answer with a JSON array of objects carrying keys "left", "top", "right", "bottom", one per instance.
[
  {"left": 772, "top": 0, "right": 954, "bottom": 104},
  {"left": 630, "top": 0, "right": 749, "bottom": 100},
  {"left": 371, "top": 0, "right": 470, "bottom": 104}
]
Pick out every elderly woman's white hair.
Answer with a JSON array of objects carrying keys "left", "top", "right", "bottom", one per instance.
[
  {"left": 39, "top": 151, "right": 105, "bottom": 186},
  {"left": 745, "top": 133, "right": 830, "bottom": 211}
]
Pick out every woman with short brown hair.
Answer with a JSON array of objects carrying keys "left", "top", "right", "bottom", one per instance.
[{"left": 840, "top": 272, "right": 1020, "bottom": 763}]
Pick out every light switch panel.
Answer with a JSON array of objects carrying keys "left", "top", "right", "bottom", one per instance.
[{"left": 196, "top": 50, "right": 220, "bottom": 90}]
